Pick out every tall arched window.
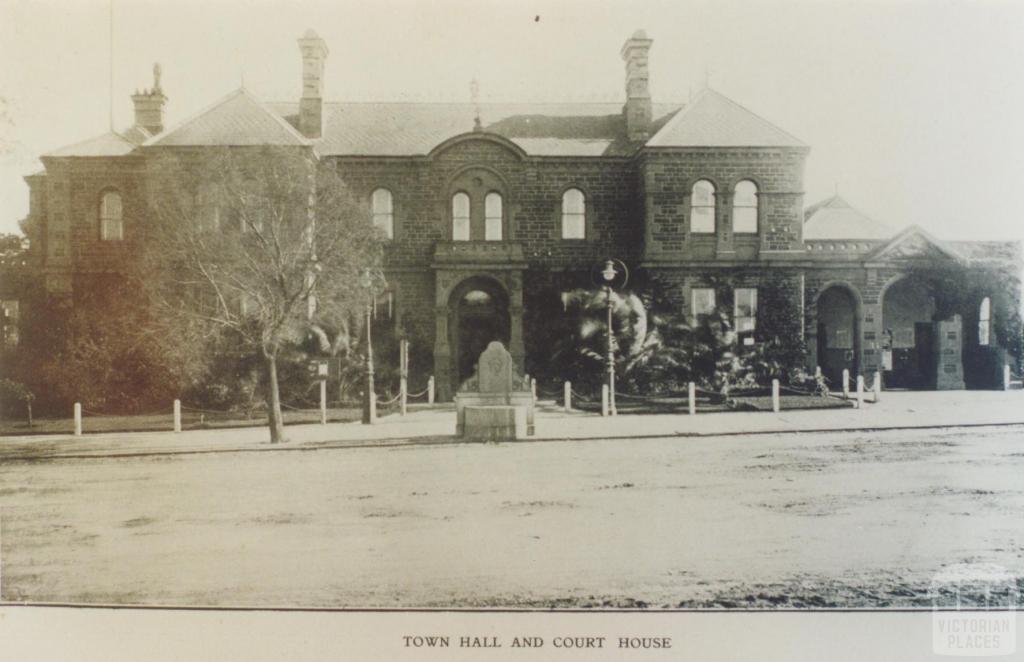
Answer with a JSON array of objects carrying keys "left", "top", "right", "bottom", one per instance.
[
  {"left": 690, "top": 180, "right": 715, "bottom": 234},
  {"left": 99, "top": 190, "right": 123, "bottom": 241},
  {"left": 732, "top": 180, "right": 758, "bottom": 234},
  {"left": 484, "top": 192, "right": 503, "bottom": 241},
  {"left": 371, "top": 188, "right": 394, "bottom": 240},
  {"left": 979, "top": 297, "right": 992, "bottom": 346},
  {"left": 561, "top": 188, "right": 586, "bottom": 239},
  {"left": 452, "top": 192, "right": 470, "bottom": 241}
]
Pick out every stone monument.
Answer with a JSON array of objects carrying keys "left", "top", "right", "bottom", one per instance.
[{"left": 454, "top": 341, "right": 536, "bottom": 441}]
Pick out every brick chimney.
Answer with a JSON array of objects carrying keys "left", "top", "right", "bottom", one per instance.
[
  {"left": 131, "top": 63, "right": 167, "bottom": 135},
  {"left": 620, "top": 30, "right": 653, "bottom": 142},
  {"left": 298, "top": 29, "right": 329, "bottom": 138}
]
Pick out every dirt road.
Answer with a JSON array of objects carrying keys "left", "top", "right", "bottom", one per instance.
[{"left": 2, "top": 426, "right": 1022, "bottom": 608}]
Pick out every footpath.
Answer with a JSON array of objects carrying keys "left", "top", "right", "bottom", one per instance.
[{"left": 0, "top": 391, "right": 1021, "bottom": 461}]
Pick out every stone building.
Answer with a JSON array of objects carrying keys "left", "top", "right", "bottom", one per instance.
[{"left": 15, "top": 29, "right": 1021, "bottom": 400}]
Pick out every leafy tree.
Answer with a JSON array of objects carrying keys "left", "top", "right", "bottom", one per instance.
[{"left": 142, "top": 146, "right": 383, "bottom": 443}]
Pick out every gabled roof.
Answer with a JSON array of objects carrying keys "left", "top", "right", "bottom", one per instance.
[
  {"left": 43, "top": 131, "right": 137, "bottom": 158},
  {"left": 147, "top": 88, "right": 310, "bottom": 147},
  {"left": 265, "top": 101, "right": 682, "bottom": 157},
  {"left": 646, "top": 88, "right": 806, "bottom": 148},
  {"left": 803, "top": 195, "right": 896, "bottom": 240},
  {"left": 867, "top": 225, "right": 964, "bottom": 263}
]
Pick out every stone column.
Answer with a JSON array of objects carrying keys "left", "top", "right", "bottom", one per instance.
[
  {"left": 508, "top": 272, "right": 525, "bottom": 372},
  {"left": 715, "top": 190, "right": 734, "bottom": 257},
  {"left": 433, "top": 305, "right": 452, "bottom": 401}
]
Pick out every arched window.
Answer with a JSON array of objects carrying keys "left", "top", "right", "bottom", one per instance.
[
  {"left": 732, "top": 180, "right": 758, "bottom": 234},
  {"left": 561, "top": 188, "right": 586, "bottom": 239},
  {"left": 690, "top": 180, "right": 715, "bottom": 234},
  {"left": 99, "top": 190, "right": 123, "bottom": 241},
  {"left": 371, "top": 188, "right": 394, "bottom": 240},
  {"left": 452, "top": 192, "right": 470, "bottom": 241},
  {"left": 979, "top": 297, "right": 992, "bottom": 346},
  {"left": 484, "top": 192, "right": 503, "bottom": 241}
]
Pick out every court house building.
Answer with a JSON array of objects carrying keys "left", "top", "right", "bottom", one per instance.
[{"left": 16, "top": 29, "right": 1021, "bottom": 400}]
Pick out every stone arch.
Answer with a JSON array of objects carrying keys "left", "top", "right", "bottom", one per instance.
[
  {"left": 813, "top": 281, "right": 863, "bottom": 388},
  {"left": 427, "top": 132, "right": 528, "bottom": 161},
  {"left": 433, "top": 272, "right": 524, "bottom": 400},
  {"left": 881, "top": 274, "right": 939, "bottom": 389}
]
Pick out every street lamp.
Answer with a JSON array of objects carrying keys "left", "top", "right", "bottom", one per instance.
[
  {"left": 598, "top": 258, "right": 628, "bottom": 417},
  {"left": 362, "top": 269, "right": 376, "bottom": 424}
]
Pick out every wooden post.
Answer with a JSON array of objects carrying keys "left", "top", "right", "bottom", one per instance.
[
  {"left": 872, "top": 372, "right": 881, "bottom": 402},
  {"left": 74, "top": 402, "right": 82, "bottom": 436},
  {"left": 842, "top": 369, "right": 850, "bottom": 398},
  {"left": 319, "top": 380, "right": 327, "bottom": 425},
  {"left": 688, "top": 382, "right": 696, "bottom": 416},
  {"left": 427, "top": 376, "right": 435, "bottom": 405},
  {"left": 856, "top": 375, "right": 865, "bottom": 409},
  {"left": 173, "top": 399, "right": 181, "bottom": 433},
  {"left": 601, "top": 384, "right": 609, "bottom": 417},
  {"left": 564, "top": 381, "right": 571, "bottom": 412},
  {"left": 771, "top": 379, "right": 780, "bottom": 413},
  {"left": 1005, "top": 364, "right": 1012, "bottom": 391},
  {"left": 399, "top": 339, "right": 409, "bottom": 416}
]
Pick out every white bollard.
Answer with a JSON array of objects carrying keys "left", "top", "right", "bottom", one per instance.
[
  {"left": 74, "top": 402, "right": 82, "bottom": 436},
  {"left": 400, "top": 375, "right": 408, "bottom": 416},
  {"left": 320, "top": 380, "right": 327, "bottom": 425},
  {"left": 564, "top": 381, "right": 572, "bottom": 412},
  {"left": 856, "top": 375, "right": 865, "bottom": 409},
  {"left": 531, "top": 378, "right": 537, "bottom": 401},
  {"left": 872, "top": 372, "right": 881, "bottom": 401},
  {"left": 1005, "top": 365, "right": 1012, "bottom": 391},
  {"left": 173, "top": 399, "right": 182, "bottom": 433},
  {"left": 842, "top": 369, "right": 850, "bottom": 398},
  {"left": 771, "top": 379, "right": 780, "bottom": 413},
  {"left": 688, "top": 382, "right": 696, "bottom": 416},
  {"left": 601, "top": 384, "right": 610, "bottom": 417},
  {"left": 427, "top": 376, "right": 435, "bottom": 405},
  {"left": 815, "top": 365, "right": 822, "bottom": 379}
]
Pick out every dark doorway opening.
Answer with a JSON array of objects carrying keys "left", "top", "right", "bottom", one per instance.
[
  {"left": 450, "top": 278, "right": 510, "bottom": 387},
  {"left": 816, "top": 286, "right": 859, "bottom": 390},
  {"left": 882, "top": 277, "right": 937, "bottom": 390}
]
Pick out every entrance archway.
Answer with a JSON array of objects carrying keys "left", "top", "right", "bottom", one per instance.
[
  {"left": 816, "top": 285, "right": 859, "bottom": 388},
  {"left": 448, "top": 276, "right": 510, "bottom": 387},
  {"left": 882, "top": 277, "right": 937, "bottom": 389}
]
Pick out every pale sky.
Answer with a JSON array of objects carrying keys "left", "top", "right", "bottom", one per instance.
[{"left": 2, "top": 0, "right": 1023, "bottom": 244}]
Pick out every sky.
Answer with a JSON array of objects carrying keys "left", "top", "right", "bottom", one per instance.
[{"left": 1, "top": 0, "right": 1023, "bottom": 244}]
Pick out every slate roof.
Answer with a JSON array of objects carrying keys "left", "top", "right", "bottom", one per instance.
[
  {"left": 148, "top": 88, "right": 310, "bottom": 147},
  {"left": 646, "top": 88, "right": 805, "bottom": 148},
  {"left": 803, "top": 195, "right": 896, "bottom": 240},
  {"left": 43, "top": 131, "right": 138, "bottom": 158},
  {"left": 265, "top": 101, "right": 683, "bottom": 157}
]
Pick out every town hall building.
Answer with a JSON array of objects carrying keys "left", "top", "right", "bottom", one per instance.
[{"left": 13, "top": 29, "right": 1021, "bottom": 401}]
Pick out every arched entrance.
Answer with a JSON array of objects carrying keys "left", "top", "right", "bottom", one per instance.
[
  {"left": 882, "top": 277, "right": 937, "bottom": 389},
  {"left": 816, "top": 285, "right": 859, "bottom": 388},
  {"left": 448, "top": 276, "right": 510, "bottom": 387}
]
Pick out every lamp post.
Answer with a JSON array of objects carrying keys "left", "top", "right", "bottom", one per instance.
[
  {"left": 598, "top": 258, "right": 628, "bottom": 417},
  {"left": 362, "top": 269, "right": 376, "bottom": 424}
]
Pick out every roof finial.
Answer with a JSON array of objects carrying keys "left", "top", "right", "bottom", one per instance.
[
  {"left": 703, "top": 66, "right": 714, "bottom": 91},
  {"left": 470, "top": 77, "right": 482, "bottom": 131}
]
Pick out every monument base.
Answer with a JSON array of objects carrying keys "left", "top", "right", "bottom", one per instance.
[{"left": 462, "top": 405, "right": 526, "bottom": 441}]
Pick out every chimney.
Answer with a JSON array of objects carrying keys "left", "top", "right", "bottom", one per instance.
[
  {"left": 131, "top": 63, "right": 168, "bottom": 135},
  {"left": 620, "top": 30, "right": 653, "bottom": 142},
  {"left": 298, "top": 29, "right": 329, "bottom": 138}
]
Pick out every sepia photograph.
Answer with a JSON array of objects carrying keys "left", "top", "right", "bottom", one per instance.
[{"left": 0, "top": 0, "right": 1022, "bottom": 659}]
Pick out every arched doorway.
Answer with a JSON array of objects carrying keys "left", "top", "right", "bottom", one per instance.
[
  {"left": 449, "top": 276, "right": 510, "bottom": 387},
  {"left": 816, "top": 285, "right": 859, "bottom": 388},
  {"left": 882, "top": 277, "right": 937, "bottom": 389}
]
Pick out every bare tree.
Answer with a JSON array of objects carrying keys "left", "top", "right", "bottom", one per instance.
[{"left": 142, "top": 146, "right": 383, "bottom": 443}]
